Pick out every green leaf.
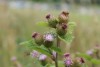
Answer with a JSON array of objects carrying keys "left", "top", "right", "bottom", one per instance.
[
  {"left": 91, "top": 59, "right": 100, "bottom": 64},
  {"left": 68, "top": 22, "right": 76, "bottom": 32},
  {"left": 20, "top": 39, "right": 37, "bottom": 50},
  {"left": 77, "top": 53, "right": 92, "bottom": 60},
  {"left": 32, "top": 46, "right": 51, "bottom": 57},
  {"left": 51, "top": 46, "right": 62, "bottom": 55},
  {"left": 36, "top": 22, "right": 48, "bottom": 27}
]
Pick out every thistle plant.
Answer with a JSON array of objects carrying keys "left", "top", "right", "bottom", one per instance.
[{"left": 20, "top": 11, "right": 100, "bottom": 67}]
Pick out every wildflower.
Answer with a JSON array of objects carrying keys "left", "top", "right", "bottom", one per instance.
[
  {"left": 46, "top": 14, "right": 58, "bottom": 28},
  {"left": 58, "top": 11, "right": 69, "bottom": 23},
  {"left": 64, "top": 57, "right": 73, "bottom": 67},
  {"left": 39, "top": 54, "right": 47, "bottom": 61},
  {"left": 43, "top": 33, "right": 55, "bottom": 48},
  {"left": 56, "top": 23, "right": 67, "bottom": 36},
  {"left": 32, "top": 32, "right": 43, "bottom": 45},
  {"left": 39, "top": 54, "right": 47, "bottom": 66},
  {"left": 86, "top": 49, "right": 94, "bottom": 55},
  {"left": 52, "top": 51, "right": 56, "bottom": 58},
  {"left": 44, "top": 33, "right": 54, "bottom": 41},
  {"left": 30, "top": 50, "right": 39, "bottom": 58}
]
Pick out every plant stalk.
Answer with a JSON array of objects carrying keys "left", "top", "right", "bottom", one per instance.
[{"left": 55, "top": 35, "right": 60, "bottom": 67}]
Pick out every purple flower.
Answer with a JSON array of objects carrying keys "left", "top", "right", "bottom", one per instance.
[
  {"left": 64, "top": 57, "right": 73, "bottom": 66},
  {"left": 44, "top": 33, "right": 54, "bottom": 42},
  {"left": 86, "top": 49, "right": 93, "bottom": 55},
  {"left": 11, "top": 56, "right": 17, "bottom": 62},
  {"left": 39, "top": 54, "right": 47, "bottom": 61},
  {"left": 52, "top": 51, "right": 56, "bottom": 58},
  {"left": 30, "top": 50, "right": 39, "bottom": 58}
]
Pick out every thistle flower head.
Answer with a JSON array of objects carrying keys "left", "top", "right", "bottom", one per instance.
[
  {"left": 30, "top": 50, "right": 39, "bottom": 58},
  {"left": 64, "top": 57, "right": 73, "bottom": 66},
  {"left": 44, "top": 33, "right": 54, "bottom": 42},
  {"left": 39, "top": 54, "right": 47, "bottom": 61}
]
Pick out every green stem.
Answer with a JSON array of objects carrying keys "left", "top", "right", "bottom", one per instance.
[{"left": 55, "top": 35, "right": 60, "bottom": 67}]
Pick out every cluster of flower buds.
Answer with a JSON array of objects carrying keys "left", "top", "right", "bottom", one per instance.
[
  {"left": 32, "top": 32, "right": 55, "bottom": 48},
  {"left": 64, "top": 53, "right": 85, "bottom": 67},
  {"left": 30, "top": 50, "right": 47, "bottom": 66},
  {"left": 46, "top": 11, "right": 69, "bottom": 36}
]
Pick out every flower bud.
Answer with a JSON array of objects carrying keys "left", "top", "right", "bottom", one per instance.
[
  {"left": 43, "top": 33, "right": 55, "bottom": 48},
  {"left": 46, "top": 14, "right": 58, "bottom": 28},
  {"left": 64, "top": 53, "right": 70, "bottom": 58},
  {"left": 79, "top": 58, "right": 85, "bottom": 64},
  {"left": 58, "top": 11, "right": 69, "bottom": 23},
  {"left": 56, "top": 23, "right": 67, "bottom": 36},
  {"left": 39, "top": 54, "right": 47, "bottom": 66},
  {"left": 32, "top": 32, "right": 43, "bottom": 45}
]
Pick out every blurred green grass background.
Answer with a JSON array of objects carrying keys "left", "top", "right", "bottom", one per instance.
[{"left": 0, "top": 1, "right": 100, "bottom": 67}]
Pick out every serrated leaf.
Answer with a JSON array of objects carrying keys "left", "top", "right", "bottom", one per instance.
[
  {"left": 32, "top": 46, "right": 51, "bottom": 57},
  {"left": 20, "top": 39, "right": 37, "bottom": 50},
  {"left": 68, "top": 22, "right": 76, "bottom": 33},
  {"left": 58, "top": 34, "right": 74, "bottom": 45},
  {"left": 91, "top": 59, "right": 100, "bottom": 64},
  {"left": 51, "top": 46, "right": 62, "bottom": 55},
  {"left": 77, "top": 53, "right": 92, "bottom": 60},
  {"left": 36, "top": 22, "right": 48, "bottom": 27}
]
